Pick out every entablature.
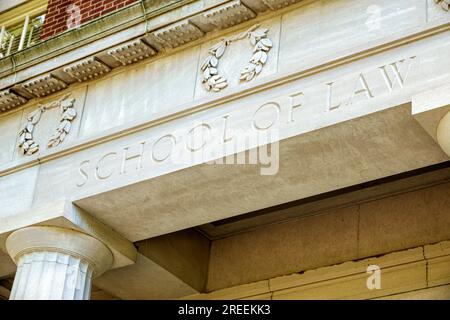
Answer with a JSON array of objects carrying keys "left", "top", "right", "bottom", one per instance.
[{"left": 0, "top": 0, "right": 309, "bottom": 112}]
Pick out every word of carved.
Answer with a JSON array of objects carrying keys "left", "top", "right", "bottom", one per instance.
[
  {"left": 201, "top": 24, "right": 273, "bottom": 92},
  {"left": 18, "top": 94, "right": 77, "bottom": 155}
]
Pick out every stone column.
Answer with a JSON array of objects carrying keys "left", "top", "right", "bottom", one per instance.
[
  {"left": 5, "top": 226, "right": 113, "bottom": 300},
  {"left": 437, "top": 111, "right": 450, "bottom": 157}
]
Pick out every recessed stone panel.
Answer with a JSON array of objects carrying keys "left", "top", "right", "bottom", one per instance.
[
  {"left": 279, "top": 0, "right": 426, "bottom": 74},
  {"left": 78, "top": 46, "right": 199, "bottom": 138}
]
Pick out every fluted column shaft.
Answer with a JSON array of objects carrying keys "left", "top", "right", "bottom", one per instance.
[
  {"left": 10, "top": 251, "right": 93, "bottom": 300},
  {"left": 5, "top": 226, "right": 113, "bottom": 300}
]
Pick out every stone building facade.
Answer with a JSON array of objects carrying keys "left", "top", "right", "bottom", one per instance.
[{"left": 0, "top": 0, "right": 449, "bottom": 300}]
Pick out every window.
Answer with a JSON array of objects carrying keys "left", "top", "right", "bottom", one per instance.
[{"left": 0, "top": 0, "right": 48, "bottom": 58}]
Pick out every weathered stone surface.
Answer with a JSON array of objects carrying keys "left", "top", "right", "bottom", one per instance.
[
  {"left": 184, "top": 280, "right": 270, "bottom": 300},
  {"left": 376, "top": 284, "right": 450, "bottom": 300},
  {"left": 272, "top": 261, "right": 427, "bottom": 300},
  {"left": 207, "top": 206, "right": 359, "bottom": 291},
  {"left": 180, "top": 243, "right": 450, "bottom": 300},
  {"left": 425, "top": 241, "right": 450, "bottom": 287},
  {"left": 63, "top": 57, "right": 111, "bottom": 82},
  {"left": 358, "top": 183, "right": 450, "bottom": 258},
  {"left": 20, "top": 74, "right": 68, "bottom": 98},
  {"left": 107, "top": 39, "right": 158, "bottom": 66}
]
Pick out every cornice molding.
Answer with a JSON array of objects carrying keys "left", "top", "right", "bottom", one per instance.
[
  {"left": 0, "top": 0, "right": 447, "bottom": 113},
  {"left": 203, "top": 0, "right": 256, "bottom": 29},
  {"left": 260, "top": 0, "right": 301, "bottom": 10},
  {"left": 0, "top": 89, "right": 26, "bottom": 112},
  {"left": 0, "top": 0, "right": 307, "bottom": 113},
  {"left": 63, "top": 57, "right": 112, "bottom": 82},
  {"left": 153, "top": 20, "right": 205, "bottom": 49},
  {"left": 107, "top": 39, "right": 157, "bottom": 65},
  {"left": 20, "top": 73, "right": 67, "bottom": 97}
]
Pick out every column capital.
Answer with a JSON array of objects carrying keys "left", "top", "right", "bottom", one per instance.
[
  {"left": 0, "top": 202, "right": 137, "bottom": 271},
  {"left": 6, "top": 226, "right": 113, "bottom": 277}
]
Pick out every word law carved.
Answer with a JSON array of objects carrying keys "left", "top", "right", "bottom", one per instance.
[
  {"left": 18, "top": 94, "right": 77, "bottom": 155},
  {"left": 201, "top": 24, "right": 273, "bottom": 92}
]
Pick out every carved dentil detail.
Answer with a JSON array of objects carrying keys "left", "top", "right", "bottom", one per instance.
[{"left": 18, "top": 94, "right": 77, "bottom": 156}]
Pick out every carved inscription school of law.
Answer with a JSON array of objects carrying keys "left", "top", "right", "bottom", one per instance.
[{"left": 74, "top": 53, "right": 422, "bottom": 190}]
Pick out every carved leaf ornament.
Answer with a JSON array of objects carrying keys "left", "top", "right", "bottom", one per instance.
[
  {"left": 435, "top": 0, "right": 450, "bottom": 11},
  {"left": 18, "top": 94, "right": 77, "bottom": 155},
  {"left": 201, "top": 24, "right": 273, "bottom": 92}
]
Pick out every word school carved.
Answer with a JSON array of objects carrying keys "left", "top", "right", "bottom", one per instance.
[{"left": 75, "top": 56, "right": 417, "bottom": 188}]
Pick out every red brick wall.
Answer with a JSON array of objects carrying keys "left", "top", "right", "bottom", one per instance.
[{"left": 41, "top": 0, "right": 139, "bottom": 39}]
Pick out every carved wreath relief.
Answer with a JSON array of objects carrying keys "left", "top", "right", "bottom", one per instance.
[
  {"left": 18, "top": 94, "right": 77, "bottom": 155},
  {"left": 201, "top": 24, "right": 273, "bottom": 92},
  {"left": 435, "top": 0, "right": 450, "bottom": 11}
]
